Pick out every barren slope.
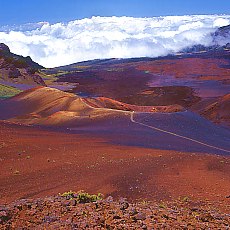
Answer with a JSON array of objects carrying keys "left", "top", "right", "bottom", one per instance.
[
  {"left": 0, "top": 121, "right": 230, "bottom": 212},
  {"left": 0, "top": 87, "right": 131, "bottom": 126}
]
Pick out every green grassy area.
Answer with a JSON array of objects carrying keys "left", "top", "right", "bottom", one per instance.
[
  {"left": 39, "top": 69, "right": 85, "bottom": 85},
  {"left": 0, "top": 84, "right": 22, "bottom": 99}
]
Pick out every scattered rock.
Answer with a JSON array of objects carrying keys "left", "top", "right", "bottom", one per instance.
[
  {"left": 134, "top": 212, "right": 146, "bottom": 221},
  {"left": 69, "top": 199, "right": 77, "bottom": 206},
  {"left": 129, "top": 208, "right": 138, "bottom": 216},
  {"left": 113, "top": 215, "right": 122, "bottom": 220},
  {"left": 120, "top": 201, "right": 129, "bottom": 210},
  {"left": 0, "top": 210, "right": 11, "bottom": 224},
  {"left": 105, "top": 196, "right": 114, "bottom": 203},
  {"left": 0, "top": 195, "right": 229, "bottom": 229},
  {"left": 43, "top": 215, "right": 58, "bottom": 223},
  {"left": 199, "top": 213, "right": 214, "bottom": 222},
  {"left": 61, "top": 200, "right": 70, "bottom": 207}
]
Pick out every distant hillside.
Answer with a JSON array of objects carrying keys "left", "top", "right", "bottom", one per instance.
[
  {"left": 0, "top": 43, "right": 46, "bottom": 87},
  {"left": 180, "top": 24, "right": 230, "bottom": 53}
]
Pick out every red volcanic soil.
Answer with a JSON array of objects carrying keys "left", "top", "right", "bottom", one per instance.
[
  {"left": 136, "top": 57, "right": 230, "bottom": 99},
  {"left": 42, "top": 51, "right": 230, "bottom": 125},
  {"left": 191, "top": 93, "right": 230, "bottom": 126},
  {"left": 136, "top": 57, "right": 230, "bottom": 81},
  {"left": 200, "top": 94, "right": 230, "bottom": 126},
  {"left": 0, "top": 87, "right": 129, "bottom": 126},
  {"left": 0, "top": 87, "right": 184, "bottom": 126},
  {"left": 0, "top": 121, "right": 230, "bottom": 212},
  {"left": 83, "top": 97, "right": 184, "bottom": 113},
  {"left": 55, "top": 65, "right": 200, "bottom": 108}
]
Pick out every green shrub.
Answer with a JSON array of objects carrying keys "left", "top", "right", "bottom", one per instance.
[{"left": 60, "top": 190, "right": 103, "bottom": 203}]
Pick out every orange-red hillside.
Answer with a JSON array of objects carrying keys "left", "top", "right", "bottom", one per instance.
[
  {"left": 0, "top": 87, "right": 185, "bottom": 126},
  {"left": 200, "top": 94, "right": 230, "bottom": 126},
  {"left": 83, "top": 97, "right": 184, "bottom": 113},
  {"left": 0, "top": 87, "right": 129, "bottom": 126}
]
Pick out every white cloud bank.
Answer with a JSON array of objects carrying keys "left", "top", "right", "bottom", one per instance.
[{"left": 0, "top": 15, "right": 230, "bottom": 68}]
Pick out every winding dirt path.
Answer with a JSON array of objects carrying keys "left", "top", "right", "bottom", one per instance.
[
  {"left": 81, "top": 98, "right": 230, "bottom": 154},
  {"left": 130, "top": 112, "right": 230, "bottom": 154}
]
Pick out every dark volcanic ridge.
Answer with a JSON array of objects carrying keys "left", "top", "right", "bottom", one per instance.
[
  {"left": 0, "top": 43, "right": 45, "bottom": 88},
  {"left": 180, "top": 24, "right": 230, "bottom": 54}
]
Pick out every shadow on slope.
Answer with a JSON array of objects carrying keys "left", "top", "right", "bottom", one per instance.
[{"left": 0, "top": 87, "right": 229, "bottom": 155}]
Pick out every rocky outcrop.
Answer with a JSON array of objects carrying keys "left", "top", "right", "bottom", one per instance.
[
  {"left": 0, "top": 43, "right": 46, "bottom": 86},
  {"left": 213, "top": 24, "right": 230, "bottom": 43},
  {"left": 0, "top": 194, "right": 229, "bottom": 229}
]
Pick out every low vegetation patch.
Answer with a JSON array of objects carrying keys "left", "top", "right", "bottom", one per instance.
[
  {"left": 0, "top": 84, "right": 21, "bottom": 99},
  {"left": 60, "top": 190, "right": 103, "bottom": 203}
]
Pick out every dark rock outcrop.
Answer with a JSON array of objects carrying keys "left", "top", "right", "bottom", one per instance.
[{"left": 0, "top": 43, "right": 46, "bottom": 86}]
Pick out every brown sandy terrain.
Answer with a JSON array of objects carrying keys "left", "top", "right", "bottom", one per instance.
[
  {"left": 0, "top": 121, "right": 230, "bottom": 213},
  {"left": 0, "top": 87, "right": 126, "bottom": 126},
  {"left": 0, "top": 87, "right": 184, "bottom": 126}
]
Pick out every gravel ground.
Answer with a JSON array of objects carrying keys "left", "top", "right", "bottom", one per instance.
[{"left": 1, "top": 193, "right": 229, "bottom": 229}]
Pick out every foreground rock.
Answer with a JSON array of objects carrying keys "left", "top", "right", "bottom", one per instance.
[{"left": 0, "top": 194, "right": 229, "bottom": 229}]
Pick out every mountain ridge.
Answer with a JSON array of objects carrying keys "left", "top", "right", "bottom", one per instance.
[{"left": 0, "top": 43, "right": 45, "bottom": 88}]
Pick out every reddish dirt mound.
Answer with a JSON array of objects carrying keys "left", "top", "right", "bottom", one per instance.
[
  {"left": 84, "top": 97, "right": 184, "bottom": 113},
  {"left": 200, "top": 94, "right": 230, "bottom": 126},
  {"left": 0, "top": 87, "right": 185, "bottom": 126},
  {"left": 0, "top": 87, "right": 130, "bottom": 126}
]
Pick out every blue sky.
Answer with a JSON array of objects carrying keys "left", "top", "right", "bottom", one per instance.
[{"left": 1, "top": 0, "right": 230, "bottom": 26}]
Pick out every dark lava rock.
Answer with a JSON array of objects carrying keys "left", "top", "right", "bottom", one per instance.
[
  {"left": 43, "top": 215, "right": 58, "bottom": 223},
  {"left": 0, "top": 210, "right": 11, "bottom": 224},
  {"left": 129, "top": 208, "right": 138, "bottom": 216},
  {"left": 105, "top": 196, "right": 114, "bottom": 203},
  {"left": 69, "top": 199, "right": 77, "bottom": 206},
  {"left": 61, "top": 200, "right": 70, "bottom": 207},
  {"left": 199, "top": 213, "right": 214, "bottom": 222},
  {"left": 120, "top": 201, "right": 129, "bottom": 210},
  {"left": 0, "top": 43, "right": 10, "bottom": 53},
  {"left": 134, "top": 212, "right": 146, "bottom": 221},
  {"left": 113, "top": 215, "right": 122, "bottom": 220}
]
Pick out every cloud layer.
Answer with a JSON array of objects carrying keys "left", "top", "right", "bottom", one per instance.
[{"left": 0, "top": 15, "right": 230, "bottom": 68}]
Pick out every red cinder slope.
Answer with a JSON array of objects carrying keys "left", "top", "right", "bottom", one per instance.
[{"left": 200, "top": 94, "right": 230, "bottom": 126}]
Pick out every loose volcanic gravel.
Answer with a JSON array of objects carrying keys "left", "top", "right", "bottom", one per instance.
[{"left": 0, "top": 193, "right": 230, "bottom": 229}]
